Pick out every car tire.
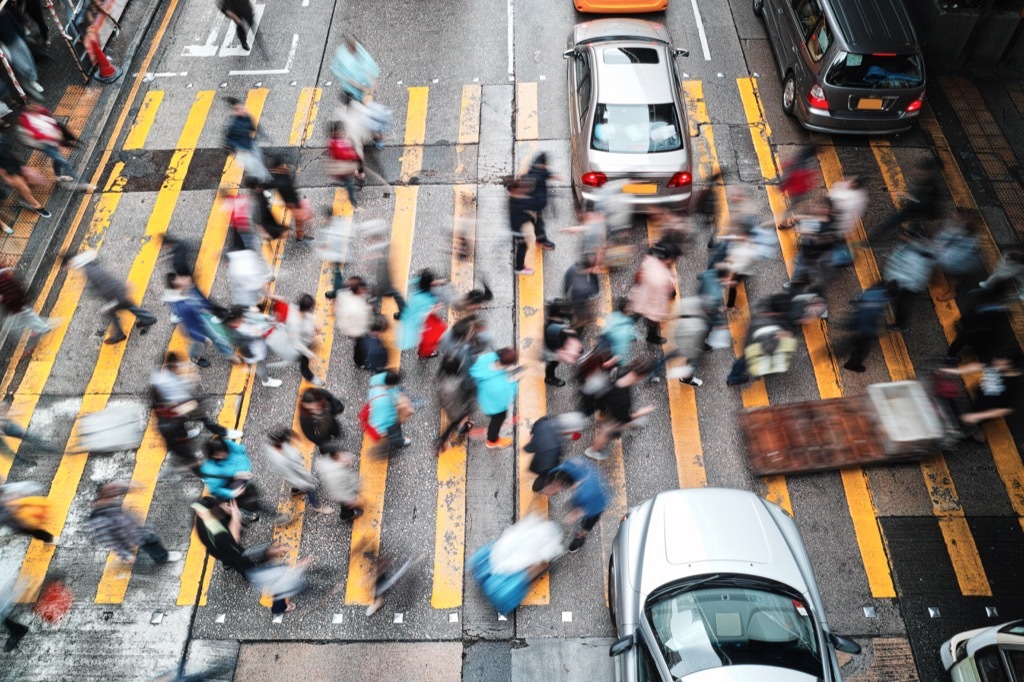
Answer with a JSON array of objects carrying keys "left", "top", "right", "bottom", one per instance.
[
  {"left": 782, "top": 73, "right": 797, "bottom": 117},
  {"left": 753, "top": 0, "right": 764, "bottom": 16},
  {"left": 607, "top": 555, "right": 617, "bottom": 628}
]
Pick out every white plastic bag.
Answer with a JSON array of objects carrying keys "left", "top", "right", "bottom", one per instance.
[
  {"left": 489, "top": 513, "right": 565, "bottom": 575},
  {"left": 708, "top": 326, "right": 732, "bottom": 350}
]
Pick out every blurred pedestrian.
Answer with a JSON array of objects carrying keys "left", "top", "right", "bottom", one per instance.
[
  {"left": 217, "top": 0, "right": 255, "bottom": 50},
  {"left": 319, "top": 210, "right": 353, "bottom": 300},
  {"left": 629, "top": 245, "right": 677, "bottom": 344},
  {"left": 298, "top": 387, "right": 345, "bottom": 454},
  {"left": 933, "top": 209, "right": 985, "bottom": 301},
  {"left": 562, "top": 254, "right": 599, "bottom": 334},
  {"left": 63, "top": 250, "right": 156, "bottom": 344},
  {"left": 1, "top": 570, "right": 29, "bottom": 651},
  {"left": 269, "top": 156, "right": 312, "bottom": 243},
  {"left": 86, "top": 482, "right": 183, "bottom": 565},
  {"left": 726, "top": 299, "right": 797, "bottom": 386},
  {"left": 198, "top": 436, "right": 264, "bottom": 522},
  {"left": 778, "top": 146, "right": 817, "bottom": 229},
  {"left": 0, "top": 134, "right": 50, "bottom": 218},
  {"left": 882, "top": 230, "right": 935, "bottom": 333},
  {"left": 223, "top": 307, "right": 282, "bottom": 388},
  {"left": 508, "top": 176, "right": 539, "bottom": 276},
  {"left": 278, "top": 293, "right": 325, "bottom": 386},
  {"left": 842, "top": 282, "right": 895, "bottom": 373},
  {"left": 940, "top": 352, "right": 1022, "bottom": 439},
  {"left": 873, "top": 160, "right": 943, "bottom": 235},
  {"left": 667, "top": 295, "right": 711, "bottom": 386},
  {"left": 264, "top": 429, "right": 334, "bottom": 515},
  {"left": 435, "top": 321, "right": 480, "bottom": 454},
  {"left": 330, "top": 36, "right": 379, "bottom": 103},
  {"left": 0, "top": 8, "right": 43, "bottom": 96},
  {"left": 363, "top": 370, "right": 413, "bottom": 455},
  {"left": 398, "top": 268, "right": 445, "bottom": 355},
  {"left": 0, "top": 267, "right": 55, "bottom": 339},
  {"left": 946, "top": 282, "right": 1012, "bottom": 365},
  {"left": 163, "top": 273, "right": 236, "bottom": 367},
  {"left": 470, "top": 347, "right": 520, "bottom": 449},
  {"left": 17, "top": 0, "right": 50, "bottom": 46},
  {"left": 540, "top": 457, "right": 608, "bottom": 553},
  {"left": 524, "top": 153, "right": 558, "bottom": 252},
  {"left": 316, "top": 450, "right": 363, "bottom": 521},
  {"left": 979, "top": 248, "right": 1024, "bottom": 299},
  {"left": 585, "top": 359, "right": 655, "bottom": 460},
  {"left": 327, "top": 122, "right": 361, "bottom": 208},
  {"left": 524, "top": 412, "right": 585, "bottom": 491},
  {"left": 17, "top": 103, "right": 91, "bottom": 187},
  {"left": 604, "top": 297, "right": 636, "bottom": 368},
  {"left": 0, "top": 482, "right": 55, "bottom": 543},
  {"left": 224, "top": 97, "right": 270, "bottom": 182},
  {"left": 542, "top": 298, "right": 579, "bottom": 388}
]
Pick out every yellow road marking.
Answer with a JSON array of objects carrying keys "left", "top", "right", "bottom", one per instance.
[
  {"left": 0, "top": 164, "right": 126, "bottom": 483},
  {"left": 345, "top": 87, "right": 428, "bottom": 605},
  {"left": 289, "top": 87, "right": 319, "bottom": 147},
  {"left": 124, "top": 91, "right": 164, "bottom": 150},
  {"left": 870, "top": 138, "right": 994, "bottom": 596},
  {"left": 16, "top": 91, "right": 215, "bottom": 603},
  {"left": 258, "top": 190, "right": 352, "bottom": 607},
  {"left": 430, "top": 85, "right": 480, "bottom": 609},
  {"left": 512, "top": 81, "right": 549, "bottom": 605},
  {"left": 740, "top": 78, "right": 894, "bottom": 596},
  {"left": 98, "top": 91, "right": 274, "bottom": 604}
]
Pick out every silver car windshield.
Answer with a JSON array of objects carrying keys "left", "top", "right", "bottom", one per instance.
[
  {"left": 645, "top": 583, "right": 823, "bottom": 680},
  {"left": 591, "top": 103, "right": 682, "bottom": 154},
  {"left": 825, "top": 52, "right": 924, "bottom": 89}
]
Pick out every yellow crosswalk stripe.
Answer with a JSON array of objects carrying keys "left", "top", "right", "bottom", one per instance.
[
  {"left": 176, "top": 88, "right": 270, "bottom": 607},
  {"left": 513, "top": 81, "right": 550, "bottom": 606},
  {"left": 345, "top": 86, "right": 429, "bottom": 605},
  {"left": 738, "top": 77, "right": 895, "bottom": 598},
  {"left": 289, "top": 87, "right": 321, "bottom": 147},
  {"left": 868, "top": 139, "right": 992, "bottom": 597},
  {"left": 259, "top": 190, "right": 352, "bottom": 608},
  {"left": 97, "top": 89, "right": 277, "bottom": 605},
  {"left": 0, "top": 164, "right": 126, "bottom": 484},
  {"left": 15, "top": 90, "right": 216, "bottom": 603},
  {"left": 124, "top": 90, "right": 164, "bottom": 150},
  {"left": 430, "top": 84, "right": 481, "bottom": 610}
]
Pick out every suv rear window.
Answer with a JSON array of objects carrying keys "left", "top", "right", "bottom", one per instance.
[
  {"left": 591, "top": 103, "right": 682, "bottom": 154},
  {"left": 603, "top": 47, "right": 660, "bottom": 64},
  {"left": 825, "top": 52, "right": 924, "bottom": 89}
]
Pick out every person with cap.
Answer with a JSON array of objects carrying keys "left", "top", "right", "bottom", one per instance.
[
  {"left": 524, "top": 153, "right": 559, "bottom": 252},
  {"left": 86, "top": 482, "right": 183, "bottom": 565},
  {"left": 524, "top": 412, "right": 585, "bottom": 492},
  {"left": 540, "top": 457, "right": 609, "bottom": 553},
  {"left": 63, "top": 250, "right": 156, "bottom": 344}
]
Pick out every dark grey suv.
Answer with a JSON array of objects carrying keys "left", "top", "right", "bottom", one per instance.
[{"left": 755, "top": 0, "right": 926, "bottom": 134}]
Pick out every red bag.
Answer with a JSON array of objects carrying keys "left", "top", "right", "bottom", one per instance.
[
  {"left": 358, "top": 397, "right": 383, "bottom": 442},
  {"left": 418, "top": 312, "right": 448, "bottom": 358},
  {"left": 329, "top": 136, "right": 360, "bottom": 162},
  {"left": 272, "top": 299, "right": 290, "bottom": 324}
]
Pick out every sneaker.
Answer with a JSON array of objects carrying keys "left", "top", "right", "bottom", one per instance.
[
  {"left": 226, "top": 429, "right": 243, "bottom": 439},
  {"left": 514, "top": 267, "right": 534, "bottom": 276},
  {"left": 310, "top": 377, "right": 326, "bottom": 387},
  {"left": 192, "top": 356, "right": 211, "bottom": 368},
  {"left": 680, "top": 376, "right": 704, "bottom": 387},
  {"left": 105, "top": 332, "right": 127, "bottom": 344},
  {"left": 584, "top": 447, "right": 607, "bottom": 461},
  {"left": 544, "top": 376, "right": 566, "bottom": 387},
  {"left": 44, "top": 535, "right": 60, "bottom": 546},
  {"left": 540, "top": 240, "right": 556, "bottom": 251},
  {"left": 19, "top": 202, "right": 50, "bottom": 218},
  {"left": 311, "top": 505, "right": 336, "bottom": 515},
  {"left": 56, "top": 175, "right": 75, "bottom": 183},
  {"left": 262, "top": 377, "right": 283, "bottom": 388},
  {"left": 366, "top": 599, "right": 383, "bottom": 617},
  {"left": 401, "top": 437, "right": 412, "bottom": 448},
  {"left": 843, "top": 361, "right": 867, "bottom": 373},
  {"left": 163, "top": 551, "right": 184, "bottom": 563},
  {"left": 325, "top": 290, "right": 337, "bottom": 300},
  {"left": 567, "top": 537, "right": 585, "bottom": 553},
  {"left": 186, "top": 427, "right": 202, "bottom": 439},
  {"left": 1, "top": 224, "right": 11, "bottom": 235},
  {"left": 28, "top": 81, "right": 43, "bottom": 94},
  {"left": 486, "top": 437, "right": 513, "bottom": 449}
]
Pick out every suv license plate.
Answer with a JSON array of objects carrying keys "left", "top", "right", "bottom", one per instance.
[
  {"left": 857, "top": 98, "right": 884, "bottom": 111},
  {"left": 623, "top": 183, "right": 657, "bottom": 194}
]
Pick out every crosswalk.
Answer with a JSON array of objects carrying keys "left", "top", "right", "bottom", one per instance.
[{"left": 0, "top": 74, "right": 1022, "bottom": 629}]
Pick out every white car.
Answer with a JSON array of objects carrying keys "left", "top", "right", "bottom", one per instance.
[{"left": 941, "top": 620, "right": 1024, "bottom": 681}]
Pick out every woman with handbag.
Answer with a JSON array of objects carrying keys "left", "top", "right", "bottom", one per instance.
[
  {"left": 629, "top": 245, "right": 678, "bottom": 343},
  {"left": 470, "top": 348, "right": 521, "bottom": 450},
  {"left": 398, "top": 269, "right": 447, "bottom": 357},
  {"left": 363, "top": 370, "right": 412, "bottom": 455}
]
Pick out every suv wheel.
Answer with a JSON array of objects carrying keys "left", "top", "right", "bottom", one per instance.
[
  {"left": 608, "top": 555, "right": 617, "bottom": 628},
  {"left": 782, "top": 73, "right": 797, "bottom": 117},
  {"left": 753, "top": 0, "right": 764, "bottom": 15}
]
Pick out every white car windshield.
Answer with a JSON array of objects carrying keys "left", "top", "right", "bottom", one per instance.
[
  {"left": 645, "top": 579, "right": 823, "bottom": 680},
  {"left": 591, "top": 103, "right": 682, "bottom": 154}
]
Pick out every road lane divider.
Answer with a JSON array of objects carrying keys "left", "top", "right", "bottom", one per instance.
[
  {"left": 345, "top": 86, "right": 429, "bottom": 605},
  {"left": 739, "top": 77, "right": 893, "bottom": 597},
  {"left": 124, "top": 91, "right": 164, "bottom": 151},
  {"left": 16, "top": 90, "right": 216, "bottom": 603},
  {"left": 431, "top": 83, "right": 480, "bottom": 610}
]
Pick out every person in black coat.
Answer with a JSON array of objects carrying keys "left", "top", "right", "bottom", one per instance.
[
  {"left": 524, "top": 412, "right": 585, "bottom": 491},
  {"left": 525, "top": 153, "right": 558, "bottom": 251},
  {"left": 298, "top": 388, "right": 344, "bottom": 454}
]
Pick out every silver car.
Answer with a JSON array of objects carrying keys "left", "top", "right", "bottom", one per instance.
[
  {"left": 564, "top": 19, "right": 692, "bottom": 211},
  {"left": 608, "top": 488, "right": 861, "bottom": 681},
  {"left": 941, "top": 620, "right": 1024, "bottom": 681}
]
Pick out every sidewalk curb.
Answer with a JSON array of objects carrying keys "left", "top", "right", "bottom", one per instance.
[{"left": 0, "top": 0, "right": 167, "bottom": 376}]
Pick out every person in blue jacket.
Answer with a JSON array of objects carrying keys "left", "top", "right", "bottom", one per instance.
[
  {"left": 198, "top": 437, "right": 262, "bottom": 521},
  {"left": 604, "top": 297, "right": 636, "bottom": 367},
  {"left": 367, "top": 370, "right": 411, "bottom": 454},
  {"left": 542, "top": 457, "right": 609, "bottom": 553},
  {"left": 399, "top": 269, "right": 444, "bottom": 354},
  {"left": 470, "top": 347, "right": 520, "bottom": 449}
]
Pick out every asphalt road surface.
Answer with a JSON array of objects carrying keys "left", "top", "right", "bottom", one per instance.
[{"left": 0, "top": 0, "right": 1022, "bottom": 679}]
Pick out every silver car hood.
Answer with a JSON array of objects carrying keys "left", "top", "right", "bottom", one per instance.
[
  {"left": 632, "top": 489, "right": 811, "bottom": 600},
  {"left": 679, "top": 666, "right": 820, "bottom": 681}
]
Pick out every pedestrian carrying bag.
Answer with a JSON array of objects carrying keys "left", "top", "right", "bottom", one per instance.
[
  {"left": 418, "top": 312, "right": 447, "bottom": 358},
  {"left": 884, "top": 244, "right": 935, "bottom": 293},
  {"left": 358, "top": 394, "right": 386, "bottom": 442}
]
